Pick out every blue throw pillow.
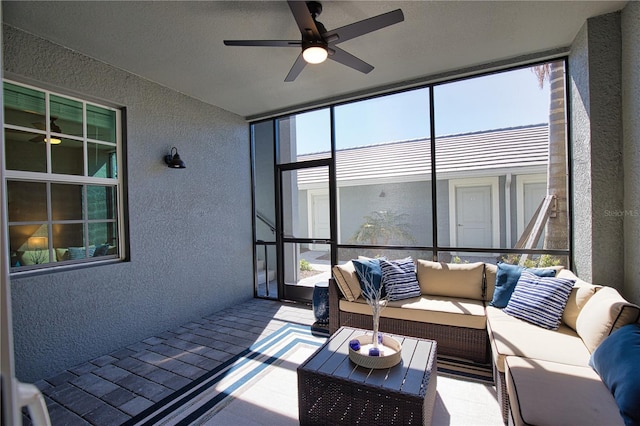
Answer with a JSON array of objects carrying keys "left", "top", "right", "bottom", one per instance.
[
  {"left": 380, "top": 257, "right": 421, "bottom": 301},
  {"left": 93, "top": 244, "right": 110, "bottom": 257},
  {"left": 589, "top": 323, "right": 640, "bottom": 426},
  {"left": 352, "top": 258, "right": 385, "bottom": 300},
  {"left": 502, "top": 271, "right": 574, "bottom": 330},
  {"left": 68, "top": 246, "right": 97, "bottom": 260},
  {"left": 490, "top": 263, "right": 557, "bottom": 308}
]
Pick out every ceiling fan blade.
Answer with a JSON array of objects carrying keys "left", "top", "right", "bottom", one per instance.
[
  {"left": 285, "top": 52, "right": 307, "bottom": 82},
  {"left": 328, "top": 46, "right": 374, "bottom": 74},
  {"left": 323, "top": 9, "right": 404, "bottom": 45},
  {"left": 287, "top": 0, "right": 321, "bottom": 39},
  {"left": 224, "top": 40, "right": 301, "bottom": 47}
]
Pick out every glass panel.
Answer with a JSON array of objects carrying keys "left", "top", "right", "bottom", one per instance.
[
  {"left": 336, "top": 248, "right": 433, "bottom": 264},
  {"left": 283, "top": 242, "right": 331, "bottom": 287},
  {"left": 278, "top": 108, "right": 330, "bottom": 164},
  {"left": 50, "top": 94, "right": 83, "bottom": 137},
  {"left": 334, "top": 89, "right": 431, "bottom": 246},
  {"left": 3, "top": 82, "right": 46, "bottom": 130},
  {"left": 255, "top": 243, "right": 277, "bottom": 299},
  {"left": 88, "top": 142, "right": 117, "bottom": 178},
  {"left": 253, "top": 121, "right": 276, "bottom": 242},
  {"left": 497, "top": 252, "right": 569, "bottom": 269},
  {"left": 4, "top": 129, "right": 47, "bottom": 172},
  {"left": 87, "top": 104, "right": 116, "bottom": 143},
  {"left": 281, "top": 166, "right": 329, "bottom": 239},
  {"left": 87, "top": 186, "right": 116, "bottom": 220},
  {"left": 52, "top": 223, "right": 85, "bottom": 259},
  {"left": 434, "top": 63, "right": 568, "bottom": 250},
  {"left": 88, "top": 222, "right": 117, "bottom": 256},
  {"left": 7, "top": 181, "right": 47, "bottom": 222},
  {"left": 437, "top": 250, "right": 499, "bottom": 265},
  {"left": 52, "top": 138, "right": 84, "bottom": 175},
  {"left": 9, "top": 224, "right": 51, "bottom": 266},
  {"left": 51, "top": 183, "right": 83, "bottom": 221},
  {"left": 335, "top": 89, "right": 431, "bottom": 149}
]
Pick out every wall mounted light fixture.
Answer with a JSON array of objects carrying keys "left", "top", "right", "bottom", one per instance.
[{"left": 164, "top": 147, "right": 186, "bottom": 169}]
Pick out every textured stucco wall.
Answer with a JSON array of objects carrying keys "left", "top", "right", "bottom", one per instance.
[
  {"left": 3, "top": 25, "right": 253, "bottom": 382},
  {"left": 621, "top": 2, "right": 640, "bottom": 305},
  {"left": 569, "top": 12, "right": 624, "bottom": 288}
]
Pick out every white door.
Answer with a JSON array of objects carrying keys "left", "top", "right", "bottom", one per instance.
[
  {"left": 312, "top": 194, "right": 329, "bottom": 237},
  {"left": 310, "top": 192, "right": 329, "bottom": 250},
  {"left": 456, "top": 185, "right": 492, "bottom": 247}
]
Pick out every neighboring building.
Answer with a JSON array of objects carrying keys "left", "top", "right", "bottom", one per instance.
[{"left": 297, "top": 124, "right": 550, "bottom": 250}]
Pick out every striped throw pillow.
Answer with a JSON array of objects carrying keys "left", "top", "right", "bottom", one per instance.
[
  {"left": 503, "top": 271, "right": 575, "bottom": 330},
  {"left": 380, "top": 258, "right": 421, "bottom": 301}
]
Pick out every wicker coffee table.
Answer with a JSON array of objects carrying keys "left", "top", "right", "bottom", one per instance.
[{"left": 298, "top": 326, "right": 437, "bottom": 425}]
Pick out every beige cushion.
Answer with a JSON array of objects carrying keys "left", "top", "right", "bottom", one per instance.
[
  {"left": 417, "top": 260, "right": 485, "bottom": 300},
  {"left": 484, "top": 263, "right": 497, "bottom": 302},
  {"left": 505, "top": 356, "right": 624, "bottom": 426},
  {"left": 557, "top": 270, "right": 601, "bottom": 331},
  {"left": 332, "top": 262, "right": 361, "bottom": 301},
  {"left": 55, "top": 248, "right": 70, "bottom": 262},
  {"left": 17, "top": 250, "right": 50, "bottom": 265},
  {"left": 576, "top": 286, "right": 640, "bottom": 352},
  {"left": 339, "top": 295, "right": 486, "bottom": 329},
  {"left": 486, "top": 306, "right": 591, "bottom": 372}
]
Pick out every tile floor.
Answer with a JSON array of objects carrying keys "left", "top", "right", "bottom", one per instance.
[
  {"left": 23, "top": 299, "right": 317, "bottom": 426},
  {"left": 23, "top": 298, "right": 503, "bottom": 425}
]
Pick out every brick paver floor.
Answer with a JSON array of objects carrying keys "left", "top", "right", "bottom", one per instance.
[{"left": 22, "top": 299, "right": 317, "bottom": 425}]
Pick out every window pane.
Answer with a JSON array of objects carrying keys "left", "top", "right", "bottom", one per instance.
[
  {"left": 87, "top": 104, "right": 116, "bottom": 143},
  {"left": 51, "top": 183, "right": 83, "bottom": 221},
  {"left": 88, "top": 222, "right": 117, "bottom": 252},
  {"left": 253, "top": 121, "right": 276, "bottom": 242},
  {"left": 335, "top": 90, "right": 430, "bottom": 149},
  {"left": 9, "top": 224, "right": 51, "bottom": 266},
  {"left": 4, "top": 129, "right": 47, "bottom": 172},
  {"left": 283, "top": 242, "right": 331, "bottom": 286},
  {"left": 50, "top": 94, "right": 83, "bottom": 137},
  {"left": 52, "top": 223, "right": 85, "bottom": 259},
  {"left": 282, "top": 166, "right": 329, "bottom": 239},
  {"left": 3, "top": 82, "right": 46, "bottom": 130},
  {"left": 87, "top": 186, "right": 116, "bottom": 220},
  {"left": 337, "top": 247, "right": 433, "bottom": 264},
  {"left": 434, "top": 64, "right": 568, "bottom": 250},
  {"left": 52, "top": 138, "right": 84, "bottom": 175},
  {"left": 334, "top": 89, "right": 431, "bottom": 246},
  {"left": 7, "top": 181, "right": 47, "bottom": 222},
  {"left": 88, "top": 143, "right": 117, "bottom": 178},
  {"left": 278, "top": 108, "right": 330, "bottom": 164}
]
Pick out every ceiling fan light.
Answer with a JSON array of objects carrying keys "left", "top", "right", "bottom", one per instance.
[
  {"left": 47, "top": 137, "right": 62, "bottom": 145},
  {"left": 303, "top": 46, "right": 328, "bottom": 64}
]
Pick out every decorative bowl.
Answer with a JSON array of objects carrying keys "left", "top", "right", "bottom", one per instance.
[{"left": 348, "top": 334, "right": 402, "bottom": 369}]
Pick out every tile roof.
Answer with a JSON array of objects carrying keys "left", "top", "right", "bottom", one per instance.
[{"left": 297, "top": 124, "right": 549, "bottom": 186}]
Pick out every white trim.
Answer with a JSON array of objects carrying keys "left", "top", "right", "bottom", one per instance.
[
  {"left": 516, "top": 173, "right": 547, "bottom": 238},
  {"left": 448, "top": 177, "right": 500, "bottom": 247},
  {"left": 3, "top": 79, "right": 125, "bottom": 272}
]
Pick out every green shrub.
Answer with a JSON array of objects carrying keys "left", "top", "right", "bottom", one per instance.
[{"left": 300, "top": 259, "right": 312, "bottom": 271}]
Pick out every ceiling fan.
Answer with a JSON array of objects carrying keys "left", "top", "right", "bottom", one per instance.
[{"left": 224, "top": 1, "right": 404, "bottom": 82}]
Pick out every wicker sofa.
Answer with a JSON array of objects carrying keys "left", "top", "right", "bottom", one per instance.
[
  {"left": 330, "top": 259, "right": 493, "bottom": 364},
  {"left": 329, "top": 259, "right": 640, "bottom": 425}
]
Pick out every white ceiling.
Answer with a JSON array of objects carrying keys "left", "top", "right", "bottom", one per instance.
[{"left": 2, "top": 1, "right": 627, "bottom": 120}]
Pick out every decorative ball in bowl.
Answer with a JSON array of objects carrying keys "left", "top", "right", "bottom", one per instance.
[{"left": 348, "top": 334, "right": 402, "bottom": 369}]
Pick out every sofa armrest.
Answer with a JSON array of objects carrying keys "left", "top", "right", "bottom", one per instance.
[{"left": 329, "top": 278, "right": 342, "bottom": 335}]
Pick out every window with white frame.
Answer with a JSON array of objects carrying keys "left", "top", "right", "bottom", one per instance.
[{"left": 3, "top": 80, "right": 124, "bottom": 271}]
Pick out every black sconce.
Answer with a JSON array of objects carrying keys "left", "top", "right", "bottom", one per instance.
[{"left": 164, "top": 147, "right": 186, "bottom": 169}]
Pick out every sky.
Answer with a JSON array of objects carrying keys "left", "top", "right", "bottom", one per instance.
[{"left": 295, "top": 66, "right": 551, "bottom": 154}]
